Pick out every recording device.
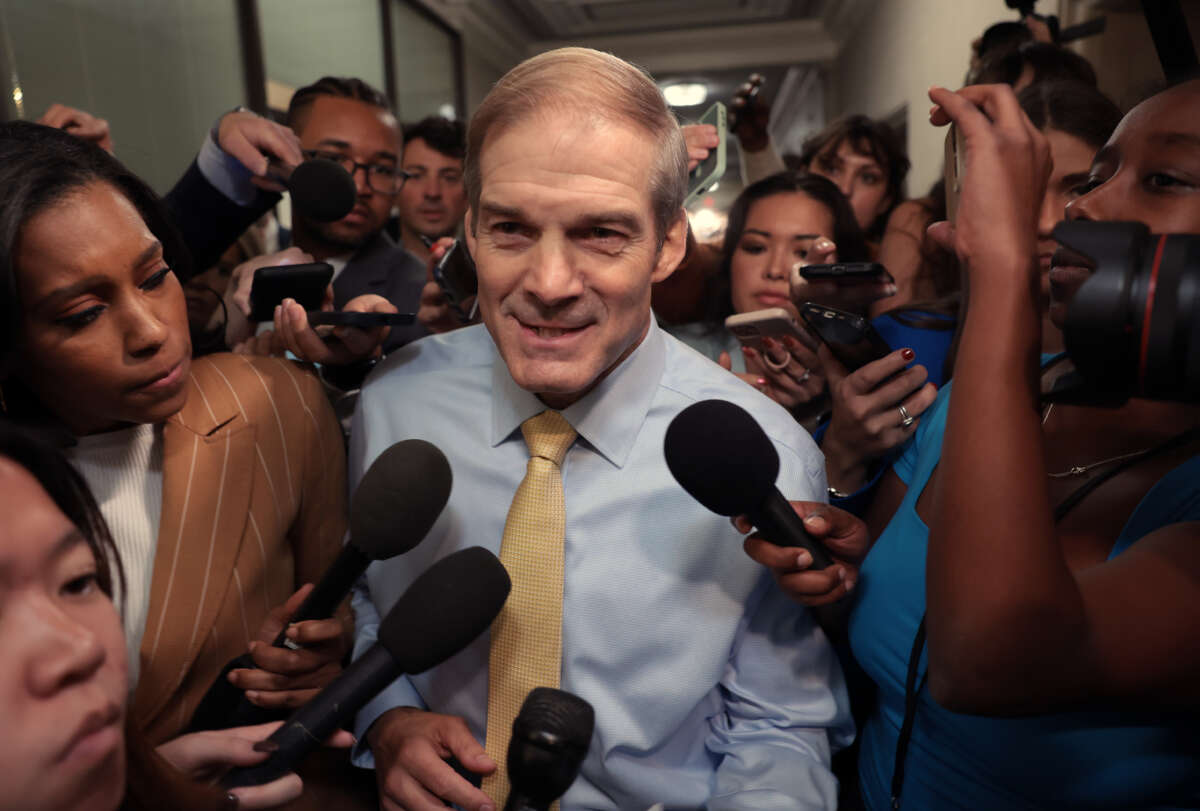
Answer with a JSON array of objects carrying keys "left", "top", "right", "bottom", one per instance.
[
  {"left": 433, "top": 240, "right": 479, "bottom": 321},
  {"left": 503, "top": 688, "right": 595, "bottom": 811},
  {"left": 664, "top": 399, "right": 835, "bottom": 570},
  {"left": 186, "top": 439, "right": 453, "bottom": 732},
  {"left": 222, "top": 546, "right": 512, "bottom": 789},
  {"left": 727, "top": 73, "right": 765, "bottom": 133},
  {"left": 249, "top": 262, "right": 333, "bottom": 322},
  {"left": 306, "top": 310, "right": 416, "bottom": 328},
  {"left": 800, "top": 303, "right": 892, "bottom": 372},
  {"left": 683, "top": 101, "right": 727, "bottom": 209},
  {"left": 797, "top": 262, "right": 894, "bottom": 285},
  {"left": 281, "top": 158, "right": 358, "bottom": 223},
  {"left": 1044, "top": 221, "right": 1200, "bottom": 406},
  {"left": 724, "top": 307, "right": 810, "bottom": 351}
]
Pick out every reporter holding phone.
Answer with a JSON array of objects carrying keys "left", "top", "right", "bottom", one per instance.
[
  {"left": 667, "top": 171, "right": 869, "bottom": 418},
  {"left": 749, "top": 79, "right": 1200, "bottom": 809},
  {"left": 0, "top": 123, "right": 359, "bottom": 807},
  {"left": 814, "top": 81, "right": 1121, "bottom": 503}
]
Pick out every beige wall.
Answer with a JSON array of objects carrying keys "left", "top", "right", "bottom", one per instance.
[{"left": 830, "top": 0, "right": 1032, "bottom": 195}]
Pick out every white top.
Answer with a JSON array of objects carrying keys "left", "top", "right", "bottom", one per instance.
[{"left": 67, "top": 422, "right": 163, "bottom": 686}]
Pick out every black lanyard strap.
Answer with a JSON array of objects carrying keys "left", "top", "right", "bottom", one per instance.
[{"left": 888, "top": 425, "right": 1199, "bottom": 808}]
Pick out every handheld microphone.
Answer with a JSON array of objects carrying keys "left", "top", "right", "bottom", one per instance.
[
  {"left": 222, "top": 546, "right": 512, "bottom": 789},
  {"left": 663, "top": 399, "right": 834, "bottom": 569},
  {"left": 275, "top": 439, "right": 453, "bottom": 642},
  {"left": 503, "top": 688, "right": 595, "bottom": 811},
  {"left": 268, "top": 158, "right": 357, "bottom": 223},
  {"left": 186, "top": 439, "right": 453, "bottom": 732}
]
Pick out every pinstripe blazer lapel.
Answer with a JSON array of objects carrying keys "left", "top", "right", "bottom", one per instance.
[{"left": 132, "top": 362, "right": 256, "bottom": 727}]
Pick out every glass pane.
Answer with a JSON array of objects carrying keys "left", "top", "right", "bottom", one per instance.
[
  {"left": 258, "top": 0, "right": 386, "bottom": 113},
  {"left": 390, "top": 0, "right": 457, "bottom": 122},
  {"left": 0, "top": 0, "right": 244, "bottom": 194}
]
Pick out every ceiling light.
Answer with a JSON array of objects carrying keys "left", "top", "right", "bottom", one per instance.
[{"left": 662, "top": 82, "right": 707, "bottom": 108}]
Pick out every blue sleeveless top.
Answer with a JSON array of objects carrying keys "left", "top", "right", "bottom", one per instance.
[{"left": 848, "top": 380, "right": 1200, "bottom": 810}]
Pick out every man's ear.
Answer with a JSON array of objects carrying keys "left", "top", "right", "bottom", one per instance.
[
  {"left": 650, "top": 210, "right": 689, "bottom": 284},
  {"left": 463, "top": 208, "right": 476, "bottom": 256}
]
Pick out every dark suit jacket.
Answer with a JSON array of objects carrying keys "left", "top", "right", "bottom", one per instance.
[
  {"left": 331, "top": 231, "right": 428, "bottom": 353},
  {"left": 164, "top": 160, "right": 279, "bottom": 281},
  {"left": 165, "top": 160, "right": 427, "bottom": 354}
]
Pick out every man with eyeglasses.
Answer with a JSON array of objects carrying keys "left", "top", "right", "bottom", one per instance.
[
  {"left": 281, "top": 76, "right": 427, "bottom": 352},
  {"left": 176, "top": 76, "right": 428, "bottom": 356}
]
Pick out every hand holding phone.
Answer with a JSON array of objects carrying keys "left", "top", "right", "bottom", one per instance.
[
  {"left": 724, "top": 307, "right": 813, "bottom": 351},
  {"left": 790, "top": 253, "right": 896, "bottom": 315},
  {"left": 799, "top": 303, "right": 892, "bottom": 372},
  {"left": 683, "top": 102, "right": 727, "bottom": 209},
  {"left": 249, "top": 262, "right": 333, "bottom": 322}
]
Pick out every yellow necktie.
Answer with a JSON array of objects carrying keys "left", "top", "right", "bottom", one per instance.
[{"left": 482, "top": 410, "right": 576, "bottom": 803}]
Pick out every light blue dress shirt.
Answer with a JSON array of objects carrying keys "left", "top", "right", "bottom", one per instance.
[{"left": 348, "top": 321, "right": 852, "bottom": 809}]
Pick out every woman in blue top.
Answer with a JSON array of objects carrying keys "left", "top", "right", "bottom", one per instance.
[
  {"left": 747, "top": 78, "right": 1200, "bottom": 809},
  {"left": 816, "top": 81, "right": 1122, "bottom": 509}
]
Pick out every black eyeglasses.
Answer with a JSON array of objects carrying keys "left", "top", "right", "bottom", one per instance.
[{"left": 302, "top": 149, "right": 409, "bottom": 193}]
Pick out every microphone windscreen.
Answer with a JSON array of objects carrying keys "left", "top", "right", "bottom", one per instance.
[
  {"left": 514, "top": 687, "right": 594, "bottom": 750},
  {"left": 663, "top": 399, "right": 780, "bottom": 517},
  {"left": 378, "top": 546, "right": 510, "bottom": 674},
  {"left": 288, "top": 158, "right": 356, "bottom": 222},
  {"left": 351, "top": 439, "right": 453, "bottom": 560}
]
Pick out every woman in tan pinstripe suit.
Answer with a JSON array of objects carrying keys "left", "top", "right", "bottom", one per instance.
[{"left": 0, "top": 122, "right": 366, "bottom": 807}]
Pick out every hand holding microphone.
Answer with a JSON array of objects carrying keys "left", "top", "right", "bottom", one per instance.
[
  {"left": 216, "top": 108, "right": 356, "bottom": 222},
  {"left": 222, "top": 546, "right": 512, "bottom": 790},
  {"left": 187, "top": 440, "right": 454, "bottom": 732},
  {"left": 664, "top": 399, "right": 836, "bottom": 571}
]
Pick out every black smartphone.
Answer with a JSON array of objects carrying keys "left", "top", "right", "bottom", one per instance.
[
  {"left": 432, "top": 240, "right": 479, "bottom": 321},
  {"left": 799, "top": 302, "right": 893, "bottom": 372},
  {"left": 306, "top": 311, "right": 416, "bottom": 328},
  {"left": 249, "top": 262, "right": 333, "bottom": 322},
  {"left": 797, "top": 262, "right": 894, "bottom": 285}
]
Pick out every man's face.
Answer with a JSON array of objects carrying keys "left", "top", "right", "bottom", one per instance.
[
  {"left": 399, "top": 137, "right": 465, "bottom": 239},
  {"left": 466, "top": 112, "right": 686, "bottom": 409},
  {"left": 293, "top": 95, "right": 401, "bottom": 250}
]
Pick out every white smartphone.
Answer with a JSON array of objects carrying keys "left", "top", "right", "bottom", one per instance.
[
  {"left": 683, "top": 101, "right": 727, "bottom": 209},
  {"left": 724, "top": 307, "right": 811, "bottom": 350}
]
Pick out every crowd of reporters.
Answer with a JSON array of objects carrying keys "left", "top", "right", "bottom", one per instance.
[{"left": 1, "top": 9, "right": 1198, "bottom": 811}]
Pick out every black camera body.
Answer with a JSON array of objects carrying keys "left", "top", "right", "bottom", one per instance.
[{"left": 1048, "top": 221, "right": 1200, "bottom": 405}]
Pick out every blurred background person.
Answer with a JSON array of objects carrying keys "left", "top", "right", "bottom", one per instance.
[{"left": 393, "top": 115, "right": 467, "bottom": 265}]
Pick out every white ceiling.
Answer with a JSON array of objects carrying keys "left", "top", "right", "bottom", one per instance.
[{"left": 501, "top": 0, "right": 821, "bottom": 39}]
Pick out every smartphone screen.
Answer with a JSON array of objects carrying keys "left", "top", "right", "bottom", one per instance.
[
  {"left": 799, "top": 303, "right": 892, "bottom": 372},
  {"left": 683, "top": 102, "right": 727, "bottom": 209}
]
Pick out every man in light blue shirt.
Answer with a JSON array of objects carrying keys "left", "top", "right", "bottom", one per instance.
[{"left": 350, "top": 47, "right": 851, "bottom": 811}]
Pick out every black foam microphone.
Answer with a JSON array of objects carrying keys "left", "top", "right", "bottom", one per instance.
[
  {"left": 663, "top": 399, "right": 834, "bottom": 569},
  {"left": 223, "top": 546, "right": 512, "bottom": 789},
  {"left": 186, "top": 439, "right": 453, "bottom": 732},
  {"left": 275, "top": 158, "right": 357, "bottom": 223},
  {"left": 503, "top": 688, "right": 595, "bottom": 811},
  {"left": 275, "top": 439, "right": 453, "bottom": 641}
]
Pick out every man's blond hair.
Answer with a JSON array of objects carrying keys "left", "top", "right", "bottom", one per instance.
[{"left": 464, "top": 47, "right": 688, "bottom": 241}]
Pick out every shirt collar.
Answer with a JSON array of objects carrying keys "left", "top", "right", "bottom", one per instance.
[{"left": 490, "top": 317, "right": 666, "bottom": 468}]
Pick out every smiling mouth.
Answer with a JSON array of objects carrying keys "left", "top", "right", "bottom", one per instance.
[{"left": 518, "top": 320, "right": 590, "bottom": 340}]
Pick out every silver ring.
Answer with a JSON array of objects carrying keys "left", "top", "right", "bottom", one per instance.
[
  {"left": 797, "top": 367, "right": 811, "bottom": 383},
  {"left": 898, "top": 404, "right": 915, "bottom": 428},
  {"left": 762, "top": 351, "right": 790, "bottom": 373}
]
